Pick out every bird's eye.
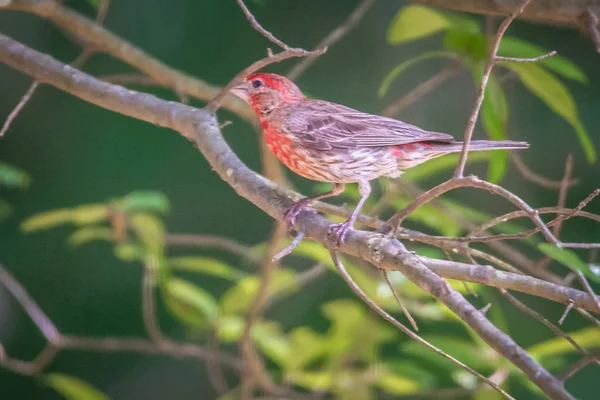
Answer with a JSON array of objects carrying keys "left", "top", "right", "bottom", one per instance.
[{"left": 251, "top": 79, "right": 263, "bottom": 88}]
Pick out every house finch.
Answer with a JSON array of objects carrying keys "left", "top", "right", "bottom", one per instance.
[{"left": 231, "top": 73, "right": 528, "bottom": 245}]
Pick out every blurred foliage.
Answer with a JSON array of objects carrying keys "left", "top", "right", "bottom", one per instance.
[
  {"left": 381, "top": 5, "right": 595, "bottom": 183},
  {"left": 20, "top": 190, "right": 600, "bottom": 399},
  {"left": 2, "top": 1, "right": 600, "bottom": 399}
]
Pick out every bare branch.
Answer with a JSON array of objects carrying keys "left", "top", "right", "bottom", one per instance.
[
  {"left": 287, "top": 0, "right": 376, "bottom": 80},
  {"left": 330, "top": 252, "right": 515, "bottom": 399},
  {"left": 454, "top": 0, "right": 545, "bottom": 178},
  {"left": 0, "top": 81, "right": 39, "bottom": 137},
  {"left": 499, "top": 289, "right": 599, "bottom": 364},
  {"left": 0, "top": 264, "right": 60, "bottom": 344},
  {"left": 558, "top": 351, "right": 600, "bottom": 381},
  {"left": 383, "top": 270, "right": 419, "bottom": 331},
  {"left": 574, "top": 270, "right": 600, "bottom": 313},
  {"left": 165, "top": 233, "right": 257, "bottom": 262},
  {"left": 559, "top": 300, "right": 575, "bottom": 324},
  {"left": 495, "top": 50, "right": 557, "bottom": 62},
  {"left": 582, "top": 9, "right": 600, "bottom": 52},
  {"left": 511, "top": 153, "right": 579, "bottom": 189},
  {"left": 235, "top": 0, "right": 291, "bottom": 51}
]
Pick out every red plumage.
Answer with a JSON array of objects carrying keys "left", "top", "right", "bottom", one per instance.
[{"left": 231, "top": 73, "right": 528, "bottom": 245}]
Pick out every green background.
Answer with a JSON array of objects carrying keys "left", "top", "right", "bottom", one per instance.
[{"left": 1, "top": 0, "right": 599, "bottom": 398}]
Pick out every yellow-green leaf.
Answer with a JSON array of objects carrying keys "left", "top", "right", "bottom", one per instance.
[
  {"left": 114, "top": 243, "right": 143, "bottom": 261},
  {"left": 169, "top": 257, "right": 247, "bottom": 281},
  {"left": 43, "top": 374, "right": 109, "bottom": 400},
  {"left": 164, "top": 277, "right": 218, "bottom": 327},
  {"left": 21, "top": 209, "right": 73, "bottom": 232},
  {"left": 377, "top": 371, "right": 420, "bottom": 395},
  {"left": 528, "top": 327, "right": 600, "bottom": 359},
  {"left": 68, "top": 226, "right": 113, "bottom": 247},
  {"left": 387, "top": 6, "right": 479, "bottom": 45},
  {"left": 216, "top": 315, "right": 244, "bottom": 342},
  {"left": 505, "top": 62, "right": 596, "bottom": 162},
  {"left": 130, "top": 213, "right": 164, "bottom": 251},
  {"left": 252, "top": 320, "right": 291, "bottom": 366},
  {"left": 71, "top": 204, "right": 108, "bottom": 225}
]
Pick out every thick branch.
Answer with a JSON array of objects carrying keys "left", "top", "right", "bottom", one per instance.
[
  {"left": 412, "top": 0, "right": 600, "bottom": 27},
  {"left": 0, "top": 34, "right": 574, "bottom": 399}
]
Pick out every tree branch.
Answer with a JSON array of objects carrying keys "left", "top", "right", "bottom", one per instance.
[{"left": 0, "top": 34, "right": 576, "bottom": 399}]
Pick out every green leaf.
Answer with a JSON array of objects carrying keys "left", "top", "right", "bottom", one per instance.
[
  {"left": 164, "top": 278, "right": 218, "bottom": 327},
  {"left": 479, "top": 72, "right": 509, "bottom": 182},
  {"left": 216, "top": 315, "right": 244, "bottom": 342},
  {"left": 286, "top": 327, "right": 328, "bottom": 371},
  {"left": 499, "top": 36, "right": 587, "bottom": 83},
  {"left": 0, "top": 163, "right": 30, "bottom": 189},
  {"left": 252, "top": 320, "right": 291, "bottom": 366},
  {"left": 43, "top": 374, "right": 109, "bottom": 400},
  {"left": 21, "top": 209, "right": 74, "bottom": 232},
  {"left": 68, "top": 226, "right": 113, "bottom": 247},
  {"left": 219, "top": 269, "right": 299, "bottom": 314},
  {"left": 120, "top": 191, "right": 170, "bottom": 214},
  {"left": 402, "top": 152, "right": 491, "bottom": 182},
  {"left": 378, "top": 51, "right": 456, "bottom": 97},
  {"left": 387, "top": 5, "right": 479, "bottom": 45},
  {"left": 287, "top": 370, "right": 333, "bottom": 391},
  {"left": 504, "top": 62, "right": 596, "bottom": 162},
  {"left": 443, "top": 30, "right": 487, "bottom": 62},
  {"left": 169, "top": 257, "right": 247, "bottom": 281},
  {"left": 538, "top": 244, "right": 600, "bottom": 283}
]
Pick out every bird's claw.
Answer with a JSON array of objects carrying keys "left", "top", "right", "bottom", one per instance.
[
  {"left": 283, "top": 199, "right": 313, "bottom": 231},
  {"left": 328, "top": 221, "right": 353, "bottom": 249}
]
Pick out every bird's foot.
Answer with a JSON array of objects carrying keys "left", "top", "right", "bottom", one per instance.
[
  {"left": 283, "top": 198, "right": 313, "bottom": 231},
  {"left": 328, "top": 220, "right": 353, "bottom": 249}
]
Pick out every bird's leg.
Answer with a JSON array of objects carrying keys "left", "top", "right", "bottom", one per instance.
[
  {"left": 328, "top": 180, "right": 371, "bottom": 248},
  {"left": 283, "top": 183, "right": 345, "bottom": 230}
]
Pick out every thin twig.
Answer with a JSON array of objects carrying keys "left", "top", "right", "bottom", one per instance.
[
  {"left": 455, "top": 0, "right": 543, "bottom": 177},
  {"left": 500, "top": 289, "right": 599, "bottom": 364},
  {"left": 383, "top": 176, "right": 561, "bottom": 246},
  {"left": 559, "top": 300, "right": 575, "bottom": 325},
  {"left": 382, "top": 270, "right": 419, "bottom": 331},
  {"left": 287, "top": 0, "right": 376, "bottom": 80},
  {"left": 558, "top": 351, "right": 600, "bottom": 381},
  {"left": 510, "top": 152, "right": 579, "bottom": 190},
  {"left": 0, "top": 264, "right": 60, "bottom": 344},
  {"left": 272, "top": 231, "right": 305, "bottom": 262},
  {"left": 382, "top": 65, "right": 461, "bottom": 117},
  {"left": 235, "top": 0, "right": 291, "bottom": 51},
  {"left": 330, "top": 252, "right": 516, "bottom": 400},
  {"left": 141, "top": 258, "right": 165, "bottom": 344},
  {"left": 165, "top": 233, "right": 257, "bottom": 262},
  {"left": 496, "top": 51, "right": 557, "bottom": 62},
  {"left": 554, "top": 154, "right": 574, "bottom": 237},
  {"left": 0, "top": 81, "right": 39, "bottom": 137},
  {"left": 240, "top": 222, "right": 288, "bottom": 398}
]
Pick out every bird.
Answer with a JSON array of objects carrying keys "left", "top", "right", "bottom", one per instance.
[{"left": 231, "top": 72, "right": 529, "bottom": 246}]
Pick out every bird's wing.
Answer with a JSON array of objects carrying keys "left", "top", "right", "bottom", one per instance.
[{"left": 282, "top": 100, "right": 454, "bottom": 150}]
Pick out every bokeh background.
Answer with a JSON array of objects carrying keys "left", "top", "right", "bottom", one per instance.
[{"left": 1, "top": 0, "right": 599, "bottom": 399}]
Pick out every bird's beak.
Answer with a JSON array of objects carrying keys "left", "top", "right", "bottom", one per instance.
[{"left": 230, "top": 82, "right": 250, "bottom": 102}]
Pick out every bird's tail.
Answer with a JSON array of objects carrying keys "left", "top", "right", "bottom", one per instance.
[{"left": 431, "top": 140, "right": 530, "bottom": 152}]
